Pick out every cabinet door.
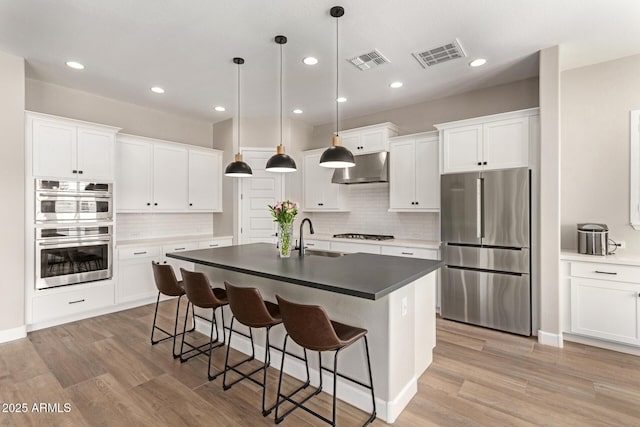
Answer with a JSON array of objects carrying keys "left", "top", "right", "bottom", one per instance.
[
  {"left": 153, "top": 144, "right": 189, "bottom": 211},
  {"left": 330, "top": 241, "right": 381, "bottom": 254},
  {"left": 571, "top": 277, "right": 640, "bottom": 345},
  {"left": 188, "top": 149, "right": 221, "bottom": 211},
  {"left": 441, "top": 125, "right": 482, "bottom": 174},
  {"left": 303, "top": 151, "right": 341, "bottom": 210},
  {"left": 359, "top": 129, "right": 387, "bottom": 154},
  {"left": 118, "top": 257, "right": 159, "bottom": 303},
  {"left": 32, "top": 119, "right": 77, "bottom": 179},
  {"left": 163, "top": 243, "right": 198, "bottom": 281},
  {"left": 77, "top": 127, "right": 115, "bottom": 180},
  {"left": 116, "top": 139, "right": 153, "bottom": 212},
  {"left": 414, "top": 137, "right": 440, "bottom": 210},
  {"left": 483, "top": 117, "right": 529, "bottom": 170},
  {"left": 389, "top": 140, "right": 415, "bottom": 209},
  {"left": 341, "top": 133, "right": 362, "bottom": 153}
]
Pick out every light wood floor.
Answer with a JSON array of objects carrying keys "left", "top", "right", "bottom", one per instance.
[{"left": 1, "top": 301, "right": 639, "bottom": 426}]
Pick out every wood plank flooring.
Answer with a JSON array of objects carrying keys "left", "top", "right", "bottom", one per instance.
[{"left": 1, "top": 301, "right": 639, "bottom": 426}]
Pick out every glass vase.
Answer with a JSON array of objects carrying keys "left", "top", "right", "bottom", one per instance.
[{"left": 278, "top": 222, "right": 293, "bottom": 258}]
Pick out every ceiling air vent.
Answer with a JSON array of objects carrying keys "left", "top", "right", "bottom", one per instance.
[
  {"left": 412, "top": 39, "right": 466, "bottom": 68},
  {"left": 347, "top": 49, "right": 390, "bottom": 71}
]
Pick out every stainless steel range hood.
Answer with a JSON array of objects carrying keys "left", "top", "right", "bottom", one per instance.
[{"left": 331, "top": 152, "right": 389, "bottom": 184}]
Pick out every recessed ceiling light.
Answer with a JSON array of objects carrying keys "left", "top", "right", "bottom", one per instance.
[
  {"left": 303, "top": 57, "right": 318, "bottom": 65},
  {"left": 214, "top": 106, "right": 226, "bottom": 112},
  {"left": 469, "top": 58, "right": 487, "bottom": 67},
  {"left": 65, "top": 61, "right": 84, "bottom": 70},
  {"left": 150, "top": 86, "right": 165, "bottom": 94},
  {"left": 389, "top": 81, "right": 403, "bottom": 89},
  {"left": 336, "top": 97, "right": 347, "bottom": 103},
  {"left": 293, "top": 109, "right": 303, "bottom": 114}
]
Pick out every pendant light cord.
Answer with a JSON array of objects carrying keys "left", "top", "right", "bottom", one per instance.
[
  {"left": 237, "top": 61, "right": 241, "bottom": 155},
  {"left": 335, "top": 13, "right": 339, "bottom": 137},
  {"left": 280, "top": 42, "right": 283, "bottom": 147}
]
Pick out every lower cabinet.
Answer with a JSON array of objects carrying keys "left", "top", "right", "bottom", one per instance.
[
  {"left": 117, "top": 246, "right": 163, "bottom": 304},
  {"left": 31, "top": 281, "right": 115, "bottom": 324},
  {"left": 330, "top": 241, "right": 381, "bottom": 255},
  {"left": 381, "top": 245, "right": 438, "bottom": 260},
  {"left": 161, "top": 243, "right": 198, "bottom": 281},
  {"left": 565, "top": 260, "right": 640, "bottom": 347}
]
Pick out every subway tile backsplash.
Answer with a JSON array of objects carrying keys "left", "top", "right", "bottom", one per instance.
[
  {"left": 305, "top": 183, "right": 439, "bottom": 240},
  {"left": 117, "top": 213, "right": 214, "bottom": 240}
]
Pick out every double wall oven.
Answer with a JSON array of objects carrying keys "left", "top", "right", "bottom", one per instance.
[{"left": 34, "top": 180, "right": 114, "bottom": 289}]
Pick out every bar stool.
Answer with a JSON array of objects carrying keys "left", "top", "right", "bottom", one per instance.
[
  {"left": 222, "top": 281, "right": 285, "bottom": 416},
  {"left": 274, "top": 295, "right": 376, "bottom": 426},
  {"left": 179, "top": 268, "right": 229, "bottom": 380},
  {"left": 150, "top": 262, "right": 195, "bottom": 358}
]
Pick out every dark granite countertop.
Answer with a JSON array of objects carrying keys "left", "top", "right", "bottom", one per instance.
[{"left": 166, "top": 243, "right": 442, "bottom": 300}]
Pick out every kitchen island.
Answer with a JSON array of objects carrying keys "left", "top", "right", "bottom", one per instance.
[{"left": 167, "top": 243, "right": 442, "bottom": 423}]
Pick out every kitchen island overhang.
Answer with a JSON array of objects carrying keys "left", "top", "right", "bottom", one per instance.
[{"left": 167, "top": 243, "right": 442, "bottom": 423}]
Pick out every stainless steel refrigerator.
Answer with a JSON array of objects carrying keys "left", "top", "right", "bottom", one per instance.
[{"left": 440, "top": 167, "right": 531, "bottom": 336}]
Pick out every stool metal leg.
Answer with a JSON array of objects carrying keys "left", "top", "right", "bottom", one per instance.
[
  {"left": 223, "top": 317, "right": 257, "bottom": 389},
  {"left": 151, "top": 293, "right": 193, "bottom": 358},
  {"left": 363, "top": 335, "right": 377, "bottom": 425}
]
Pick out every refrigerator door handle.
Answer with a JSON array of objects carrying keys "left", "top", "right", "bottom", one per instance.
[{"left": 476, "top": 178, "right": 484, "bottom": 238}]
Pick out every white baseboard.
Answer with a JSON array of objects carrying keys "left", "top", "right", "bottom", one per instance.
[
  {"left": 0, "top": 325, "right": 27, "bottom": 343},
  {"left": 537, "top": 330, "right": 564, "bottom": 347},
  {"left": 194, "top": 317, "right": 404, "bottom": 423},
  {"left": 563, "top": 333, "right": 640, "bottom": 356}
]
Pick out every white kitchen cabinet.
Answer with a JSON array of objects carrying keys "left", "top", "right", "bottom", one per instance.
[
  {"left": 189, "top": 149, "right": 222, "bottom": 212},
  {"left": 303, "top": 149, "right": 347, "bottom": 211},
  {"left": 436, "top": 109, "right": 538, "bottom": 174},
  {"left": 340, "top": 122, "right": 399, "bottom": 155},
  {"left": 162, "top": 242, "right": 198, "bottom": 281},
  {"left": 116, "top": 135, "right": 222, "bottom": 213},
  {"left": 198, "top": 238, "right": 233, "bottom": 249},
  {"left": 153, "top": 144, "right": 189, "bottom": 211},
  {"left": 117, "top": 246, "right": 163, "bottom": 303},
  {"left": 31, "top": 281, "right": 115, "bottom": 324},
  {"left": 380, "top": 245, "right": 438, "bottom": 260},
  {"left": 303, "top": 239, "right": 331, "bottom": 251},
  {"left": 563, "top": 259, "right": 640, "bottom": 347},
  {"left": 389, "top": 132, "right": 439, "bottom": 211},
  {"left": 30, "top": 113, "right": 118, "bottom": 180}
]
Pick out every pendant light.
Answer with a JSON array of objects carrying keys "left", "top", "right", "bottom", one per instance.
[
  {"left": 224, "top": 57, "right": 253, "bottom": 177},
  {"left": 319, "top": 6, "right": 355, "bottom": 168},
  {"left": 266, "top": 35, "right": 297, "bottom": 173}
]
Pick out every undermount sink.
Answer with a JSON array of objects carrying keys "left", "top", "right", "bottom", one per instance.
[{"left": 305, "top": 249, "right": 347, "bottom": 258}]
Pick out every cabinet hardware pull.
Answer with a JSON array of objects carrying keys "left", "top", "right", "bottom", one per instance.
[
  {"left": 146, "top": 202, "right": 151, "bottom": 206},
  {"left": 189, "top": 203, "right": 193, "bottom": 206},
  {"left": 307, "top": 243, "right": 315, "bottom": 246},
  {"left": 154, "top": 203, "right": 158, "bottom": 206},
  {"left": 79, "top": 170, "right": 83, "bottom": 174},
  {"left": 68, "top": 299, "right": 85, "bottom": 304},
  {"left": 174, "top": 247, "right": 186, "bottom": 250},
  {"left": 133, "top": 251, "right": 147, "bottom": 255},
  {"left": 415, "top": 201, "right": 419, "bottom": 205},
  {"left": 209, "top": 244, "right": 219, "bottom": 247},
  {"left": 72, "top": 169, "right": 78, "bottom": 174},
  {"left": 318, "top": 203, "right": 324, "bottom": 206},
  {"left": 401, "top": 252, "right": 414, "bottom": 255},
  {"left": 483, "top": 162, "right": 487, "bottom": 165},
  {"left": 594, "top": 270, "right": 617, "bottom": 275},
  {"left": 477, "top": 162, "right": 481, "bottom": 166}
]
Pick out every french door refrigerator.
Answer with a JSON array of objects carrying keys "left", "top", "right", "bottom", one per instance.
[{"left": 440, "top": 167, "right": 531, "bottom": 336}]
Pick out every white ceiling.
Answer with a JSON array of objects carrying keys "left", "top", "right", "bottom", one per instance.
[{"left": 1, "top": 0, "right": 639, "bottom": 126}]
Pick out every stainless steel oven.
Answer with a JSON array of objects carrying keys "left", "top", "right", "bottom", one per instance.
[
  {"left": 35, "top": 180, "right": 113, "bottom": 223},
  {"left": 35, "top": 225, "right": 113, "bottom": 289}
]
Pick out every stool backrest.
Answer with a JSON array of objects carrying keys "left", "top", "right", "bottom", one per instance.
[
  {"left": 151, "top": 262, "right": 184, "bottom": 296},
  {"left": 225, "top": 281, "right": 277, "bottom": 328},
  {"left": 180, "top": 269, "right": 225, "bottom": 309},
  {"left": 276, "top": 295, "right": 341, "bottom": 351}
]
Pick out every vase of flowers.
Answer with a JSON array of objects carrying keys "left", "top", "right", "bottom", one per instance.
[{"left": 268, "top": 200, "right": 298, "bottom": 258}]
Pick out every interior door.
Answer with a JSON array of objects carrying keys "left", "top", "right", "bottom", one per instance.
[
  {"left": 240, "top": 150, "right": 283, "bottom": 244},
  {"left": 440, "top": 172, "right": 481, "bottom": 245},
  {"left": 481, "top": 167, "right": 529, "bottom": 248}
]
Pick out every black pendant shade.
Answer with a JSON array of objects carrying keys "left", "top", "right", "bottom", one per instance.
[
  {"left": 319, "top": 6, "right": 355, "bottom": 169},
  {"left": 225, "top": 57, "right": 253, "bottom": 178},
  {"left": 266, "top": 35, "right": 297, "bottom": 173}
]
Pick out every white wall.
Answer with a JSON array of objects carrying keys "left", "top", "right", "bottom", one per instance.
[
  {"left": 561, "top": 53, "right": 640, "bottom": 255},
  {"left": 0, "top": 51, "right": 25, "bottom": 337}
]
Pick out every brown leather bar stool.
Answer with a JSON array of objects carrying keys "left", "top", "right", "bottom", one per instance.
[
  {"left": 222, "top": 281, "right": 287, "bottom": 416},
  {"left": 274, "top": 295, "right": 376, "bottom": 426},
  {"left": 150, "top": 262, "right": 195, "bottom": 358},
  {"left": 179, "top": 268, "right": 229, "bottom": 380}
]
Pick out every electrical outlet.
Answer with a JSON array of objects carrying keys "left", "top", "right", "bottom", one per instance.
[{"left": 401, "top": 297, "right": 408, "bottom": 317}]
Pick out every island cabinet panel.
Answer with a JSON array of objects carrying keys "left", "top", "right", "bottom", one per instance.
[{"left": 30, "top": 113, "right": 118, "bottom": 181}]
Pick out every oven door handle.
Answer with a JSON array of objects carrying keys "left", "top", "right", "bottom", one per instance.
[{"left": 38, "top": 238, "right": 112, "bottom": 246}]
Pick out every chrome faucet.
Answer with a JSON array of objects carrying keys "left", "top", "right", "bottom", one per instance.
[{"left": 298, "top": 218, "right": 315, "bottom": 256}]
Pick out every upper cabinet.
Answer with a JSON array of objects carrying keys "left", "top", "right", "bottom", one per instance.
[
  {"left": 116, "top": 134, "right": 222, "bottom": 213},
  {"left": 436, "top": 108, "right": 539, "bottom": 174},
  {"left": 389, "top": 131, "right": 439, "bottom": 211},
  {"left": 340, "top": 122, "right": 399, "bottom": 155},
  {"left": 28, "top": 112, "right": 119, "bottom": 181},
  {"left": 302, "top": 149, "right": 347, "bottom": 211}
]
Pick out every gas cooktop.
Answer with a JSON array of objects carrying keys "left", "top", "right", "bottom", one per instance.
[{"left": 333, "top": 233, "right": 395, "bottom": 241}]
